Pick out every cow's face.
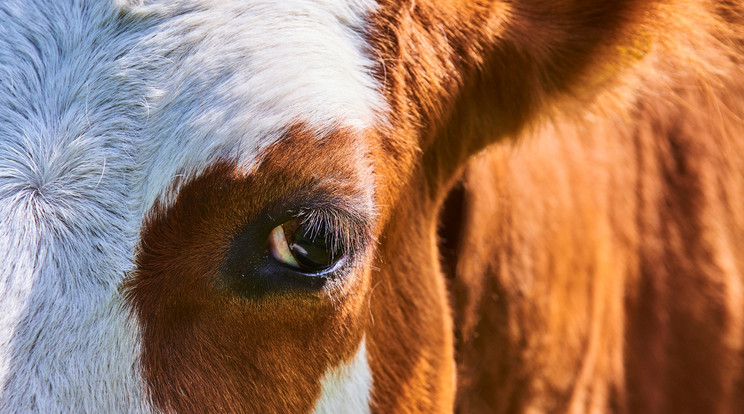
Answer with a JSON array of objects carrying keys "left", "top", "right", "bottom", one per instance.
[
  {"left": 1, "top": 0, "right": 666, "bottom": 411},
  {"left": 0, "top": 1, "right": 397, "bottom": 412}
]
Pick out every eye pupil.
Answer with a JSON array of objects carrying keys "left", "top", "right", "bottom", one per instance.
[{"left": 283, "top": 221, "right": 342, "bottom": 272}]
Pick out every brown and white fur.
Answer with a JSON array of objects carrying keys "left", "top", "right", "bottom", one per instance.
[{"left": 0, "top": 0, "right": 742, "bottom": 413}]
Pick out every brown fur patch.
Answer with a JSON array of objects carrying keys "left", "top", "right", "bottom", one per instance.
[
  {"left": 364, "top": 170, "right": 458, "bottom": 413},
  {"left": 127, "top": 1, "right": 744, "bottom": 412},
  {"left": 365, "top": 0, "right": 744, "bottom": 412},
  {"left": 447, "top": 26, "right": 744, "bottom": 414},
  {"left": 451, "top": 70, "right": 744, "bottom": 412},
  {"left": 126, "top": 126, "right": 377, "bottom": 413}
]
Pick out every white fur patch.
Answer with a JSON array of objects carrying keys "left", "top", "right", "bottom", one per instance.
[
  {"left": 128, "top": 0, "right": 385, "bottom": 214},
  {"left": 312, "top": 337, "right": 373, "bottom": 414},
  {"left": 0, "top": 1, "right": 150, "bottom": 411},
  {"left": 0, "top": 0, "right": 383, "bottom": 411}
]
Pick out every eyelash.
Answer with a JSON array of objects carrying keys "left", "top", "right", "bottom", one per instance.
[{"left": 293, "top": 208, "right": 365, "bottom": 256}]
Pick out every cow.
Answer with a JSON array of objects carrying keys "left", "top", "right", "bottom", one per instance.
[{"left": 1, "top": 0, "right": 742, "bottom": 412}]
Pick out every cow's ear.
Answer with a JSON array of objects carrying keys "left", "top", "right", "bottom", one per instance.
[{"left": 369, "top": 0, "right": 651, "bottom": 185}]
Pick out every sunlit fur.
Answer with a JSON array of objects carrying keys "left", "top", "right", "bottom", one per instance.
[
  {"left": 0, "top": 0, "right": 381, "bottom": 411},
  {"left": 363, "top": 0, "right": 744, "bottom": 412},
  {"left": 0, "top": 2, "right": 149, "bottom": 411},
  {"left": 312, "top": 337, "right": 373, "bottom": 414},
  {"left": 1, "top": 0, "right": 743, "bottom": 412}
]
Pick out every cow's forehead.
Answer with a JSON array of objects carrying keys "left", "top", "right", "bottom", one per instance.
[
  {"left": 0, "top": 0, "right": 384, "bottom": 219},
  {"left": 0, "top": 3, "right": 148, "bottom": 407},
  {"left": 129, "top": 0, "right": 385, "bottom": 213},
  {"left": 0, "top": 0, "right": 383, "bottom": 411}
]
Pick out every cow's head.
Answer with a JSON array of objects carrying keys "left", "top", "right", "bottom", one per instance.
[{"left": 0, "top": 0, "right": 673, "bottom": 412}]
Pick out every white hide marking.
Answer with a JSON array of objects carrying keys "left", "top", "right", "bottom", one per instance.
[
  {"left": 128, "top": 0, "right": 386, "bottom": 215},
  {"left": 0, "top": 1, "right": 149, "bottom": 412},
  {"left": 0, "top": 0, "right": 383, "bottom": 411},
  {"left": 312, "top": 337, "right": 373, "bottom": 414}
]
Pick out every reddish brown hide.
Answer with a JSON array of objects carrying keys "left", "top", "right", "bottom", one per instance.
[
  {"left": 367, "top": 0, "right": 744, "bottom": 413},
  {"left": 126, "top": 0, "right": 744, "bottom": 412}
]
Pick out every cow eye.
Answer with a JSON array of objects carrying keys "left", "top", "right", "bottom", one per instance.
[{"left": 268, "top": 218, "right": 343, "bottom": 273}]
